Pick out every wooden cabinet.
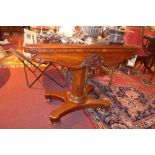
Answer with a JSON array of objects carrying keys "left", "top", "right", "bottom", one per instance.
[
  {"left": 0, "top": 26, "right": 21, "bottom": 40},
  {"left": 0, "top": 26, "right": 24, "bottom": 33},
  {"left": 0, "top": 26, "right": 29, "bottom": 40}
]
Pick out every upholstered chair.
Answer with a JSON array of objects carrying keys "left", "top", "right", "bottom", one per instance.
[
  {"left": 124, "top": 26, "right": 153, "bottom": 72},
  {"left": 143, "top": 35, "right": 155, "bottom": 83}
]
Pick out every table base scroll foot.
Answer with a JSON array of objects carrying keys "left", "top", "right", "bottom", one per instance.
[
  {"left": 50, "top": 118, "right": 61, "bottom": 125},
  {"left": 45, "top": 90, "right": 66, "bottom": 102},
  {"left": 49, "top": 96, "right": 111, "bottom": 123}
]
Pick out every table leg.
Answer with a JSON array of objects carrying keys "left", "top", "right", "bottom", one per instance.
[{"left": 45, "top": 67, "right": 111, "bottom": 123}]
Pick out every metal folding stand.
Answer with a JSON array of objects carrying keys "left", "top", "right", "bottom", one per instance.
[{"left": 15, "top": 52, "right": 66, "bottom": 88}]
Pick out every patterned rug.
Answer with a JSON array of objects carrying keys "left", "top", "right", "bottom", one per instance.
[
  {"left": 0, "top": 55, "right": 45, "bottom": 68},
  {"left": 86, "top": 79, "right": 155, "bottom": 129},
  {"left": 0, "top": 55, "right": 24, "bottom": 68}
]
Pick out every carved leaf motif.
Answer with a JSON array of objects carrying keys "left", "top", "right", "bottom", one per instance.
[{"left": 80, "top": 53, "right": 104, "bottom": 68}]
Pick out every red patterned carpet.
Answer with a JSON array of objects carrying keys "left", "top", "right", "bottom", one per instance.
[{"left": 85, "top": 70, "right": 155, "bottom": 129}]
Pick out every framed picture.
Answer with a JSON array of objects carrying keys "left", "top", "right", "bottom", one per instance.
[{"left": 23, "top": 28, "right": 37, "bottom": 46}]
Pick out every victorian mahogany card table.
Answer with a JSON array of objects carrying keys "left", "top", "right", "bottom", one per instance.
[{"left": 24, "top": 43, "right": 139, "bottom": 123}]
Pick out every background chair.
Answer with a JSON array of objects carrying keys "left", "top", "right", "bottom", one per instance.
[
  {"left": 124, "top": 26, "right": 153, "bottom": 73},
  {"left": 124, "top": 26, "right": 145, "bottom": 65},
  {"left": 143, "top": 36, "right": 155, "bottom": 83}
]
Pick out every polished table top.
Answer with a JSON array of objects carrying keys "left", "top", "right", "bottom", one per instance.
[{"left": 24, "top": 43, "right": 139, "bottom": 68}]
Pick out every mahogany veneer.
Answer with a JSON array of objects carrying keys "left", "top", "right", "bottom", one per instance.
[{"left": 24, "top": 43, "right": 139, "bottom": 123}]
